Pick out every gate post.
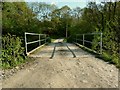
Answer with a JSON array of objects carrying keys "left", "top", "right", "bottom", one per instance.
[
  {"left": 100, "top": 33, "right": 103, "bottom": 54},
  {"left": 39, "top": 34, "right": 41, "bottom": 46},
  {"left": 25, "top": 32, "right": 27, "bottom": 55}
]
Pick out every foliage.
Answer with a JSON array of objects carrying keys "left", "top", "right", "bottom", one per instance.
[
  {"left": 1, "top": 34, "right": 25, "bottom": 69},
  {"left": 2, "top": 2, "right": 40, "bottom": 36}
]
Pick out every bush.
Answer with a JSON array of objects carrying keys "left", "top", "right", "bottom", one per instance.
[
  {"left": 1, "top": 34, "right": 25, "bottom": 69},
  {"left": 111, "top": 54, "right": 119, "bottom": 66},
  {"left": 102, "top": 52, "right": 112, "bottom": 62},
  {"left": 96, "top": 52, "right": 120, "bottom": 68}
]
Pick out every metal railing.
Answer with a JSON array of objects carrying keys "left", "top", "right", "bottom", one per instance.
[
  {"left": 75, "top": 32, "right": 102, "bottom": 54},
  {"left": 25, "top": 32, "right": 49, "bottom": 55}
]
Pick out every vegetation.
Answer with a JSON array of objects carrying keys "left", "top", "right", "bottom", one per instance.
[
  {"left": 1, "top": 1, "right": 120, "bottom": 69},
  {"left": 1, "top": 34, "right": 25, "bottom": 69}
]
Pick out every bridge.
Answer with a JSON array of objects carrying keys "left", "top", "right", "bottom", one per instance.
[
  {"left": 3, "top": 32, "right": 118, "bottom": 88},
  {"left": 25, "top": 32, "right": 103, "bottom": 58}
]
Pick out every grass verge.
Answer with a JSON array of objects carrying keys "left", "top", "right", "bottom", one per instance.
[{"left": 75, "top": 43, "right": 120, "bottom": 69}]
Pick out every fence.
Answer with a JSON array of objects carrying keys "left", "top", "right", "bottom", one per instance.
[
  {"left": 25, "top": 32, "right": 49, "bottom": 55},
  {"left": 74, "top": 32, "right": 102, "bottom": 54}
]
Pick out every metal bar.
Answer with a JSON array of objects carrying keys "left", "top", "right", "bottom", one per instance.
[
  {"left": 84, "top": 33, "right": 101, "bottom": 35},
  {"left": 76, "top": 32, "right": 101, "bottom": 36},
  {"left": 26, "top": 32, "right": 39, "bottom": 35},
  {"left": 25, "top": 32, "right": 45, "bottom": 35},
  {"left": 40, "top": 39, "right": 46, "bottom": 42},
  {"left": 100, "top": 33, "right": 103, "bottom": 54},
  {"left": 39, "top": 34, "right": 41, "bottom": 46},
  {"left": 27, "top": 40, "right": 40, "bottom": 45},
  {"left": 25, "top": 33, "right": 27, "bottom": 55},
  {"left": 83, "top": 34, "right": 84, "bottom": 45},
  {"left": 40, "top": 34, "right": 46, "bottom": 36},
  {"left": 84, "top": 40, "right": 93, "bottom": 44},
  {"left": 27, "top": 39, "right": 47, "bottom": 45}
]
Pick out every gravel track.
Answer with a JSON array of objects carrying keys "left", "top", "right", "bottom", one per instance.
[{"left": 2, "top": 39, "right": 118, "bottom": 88}]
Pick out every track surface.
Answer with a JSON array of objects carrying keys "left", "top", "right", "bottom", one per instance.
[
  {"left": 28, "top": 39, "right": 89, "bottom": 58},
  {"left": 3, "top": 39, "right": 118, "bottom": 88}
]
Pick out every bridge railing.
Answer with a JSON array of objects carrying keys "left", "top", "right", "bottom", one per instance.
[
  {"left": 25, "top": 32, "right": 50, "bottom": 55},
  {"left": 74, "top": 32, "right": 102, "bottom": 54}
]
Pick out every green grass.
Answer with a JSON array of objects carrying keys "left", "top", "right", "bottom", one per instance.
[{"left": 96, "top": 53, "right": 120, "bottom": 68}]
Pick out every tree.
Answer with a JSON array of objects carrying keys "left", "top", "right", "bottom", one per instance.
[
  {"left": 2, "top": 2, "right": 37, "bottom": 36},
  {"left": 50, "top": 5, "right": 72, "bottom": 38}
]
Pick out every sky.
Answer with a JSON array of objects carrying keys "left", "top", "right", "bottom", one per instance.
[
  {"left": 5, "top": 0, "right": 117, "bottom": 9},
  {"left": 48, "top": 2, "right": 88, "bottom": 9},
  {"left": 24, "top": 0, "right": 104, "bottom": 9}
]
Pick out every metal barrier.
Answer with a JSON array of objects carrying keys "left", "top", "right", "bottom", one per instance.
[
  {"left": 75, "top": 32, "right": 102, "bottom": 54},
  {"left": 25, "top": 32, "right": 49, "bottom": 55}
]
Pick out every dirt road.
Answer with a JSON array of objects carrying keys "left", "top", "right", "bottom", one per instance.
[{"left": 3, "top": 39, "right": 118, "bottom": 88}]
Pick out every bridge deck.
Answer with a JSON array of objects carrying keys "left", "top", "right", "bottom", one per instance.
[{"left": 28, "top": 41, "right": 90, "bottom": 58}]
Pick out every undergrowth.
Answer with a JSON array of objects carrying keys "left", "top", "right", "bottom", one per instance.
[{"left": 1, "top": 34, "right": 26, "bottom": 69}]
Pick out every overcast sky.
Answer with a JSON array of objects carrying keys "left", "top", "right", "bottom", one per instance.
[
  {"left": 24, "top": 0, "right": 117, "bottom": 9},
  {"left": 24, "top": 0, "right": 101, "bottom": 9},
  {"left": 48, "top": 2, "right": 88, "bottom": 9},
  {"left": 4, "top": 0, "right": 117, "bottom": 9}
]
